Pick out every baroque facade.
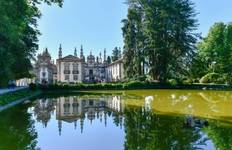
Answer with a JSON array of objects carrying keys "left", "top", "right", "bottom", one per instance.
[
  {"left": 35, "top": 48, "right": 57, "bottom": 84},
  {"left": 35, "top": 45, "right": 124, "bottom": 84}
]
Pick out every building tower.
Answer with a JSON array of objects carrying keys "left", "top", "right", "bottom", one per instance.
[
  {"left": 104, "top": 48, "right": 106, "bottom": 63},
  {"left": 99, "top": 52, "right": 102, "bottom": 63},
  {"left": 45, "top": 47, "right": 48, "bottom": 53},
  {"left": 58, "top": 44, "right": 62, "bottom": 59},
  {"left": 74, "top": 47, "right": 77, "bottom": 57},
  {"left": 58, "top": 120, "right": 62, "bottom": 136},
  {"left": 80, "top": 45, "right": 84, "bottom": 60},
  {"left": 80, "top": 117, "right": 84, "bottom": 133}
]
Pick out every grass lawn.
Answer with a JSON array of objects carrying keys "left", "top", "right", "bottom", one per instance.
[{"left": 0, "top": 89, "right": 40, "bottom": 106}]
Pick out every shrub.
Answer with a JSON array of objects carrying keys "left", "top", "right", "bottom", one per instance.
[
  {"left": 200, "top": 73, "right": 224, "bottom": 84},
  {"left": 221, "top": 73, "right": 232, "bottom": 85},
  {"left": 183, "top": 78, "right": 193, "bottom": 85},
  {"left": 29, "top": 83, "right": 37, "bottom": 90},
  {"left": 168, "top": 79, "right": 178, "bottom": 86},
  {"left": 123, "top": 81, "right": 153, "bottom": 89},
  {"left": 193, "top": 78, "right": 200, "bottom": 83}
]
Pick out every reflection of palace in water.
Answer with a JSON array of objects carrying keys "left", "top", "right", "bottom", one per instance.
[
  {"left": 33, "top": 95, "right": 124, "bottom": 135},
  {"left": 34, "top": 98, "right": 55, "bottom": 127}
]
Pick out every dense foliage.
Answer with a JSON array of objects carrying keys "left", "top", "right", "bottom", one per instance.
[
  {"left": 190, "top": 22, "right": 232, "bottom": 84},
  {"left": 122, "top": 0, "right": 198, "bottom": 82},
  {"left": 111, "top": 47, "right": 122, "bottom": 62},
  {"left": 0, "top": 0, "right": 63, "bottom": 86},
  {"left": 0, "top": 104, "right": 38, "bottom": 150}
]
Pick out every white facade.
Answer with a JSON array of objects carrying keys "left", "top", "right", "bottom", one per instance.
[
  {"left": 57, "top": 55, "right": 83, "bottom": 83},
  {"left": 106, "top": 58, "right": 124, "bottom": 82},
  {"left": 39, "top": 67, "right": 48, "bottom": 82},
  {"left": 35, "top": 49, "right": 56, "bottom": 84},
  {"left": 16, "top": 78, "right": 34, "bottom": 86},
  {"left": 35, "top": 46, "right": 125, "bottom": 84}
]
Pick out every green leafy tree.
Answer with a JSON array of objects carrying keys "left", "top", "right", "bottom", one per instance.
[
  {"left": 107, "top": 56, "right": 112, "bottom": 64},
  {"left": 123, "top": 0, "right": 198, "bottom": 82},
  {"left": 112, "top": 47, "right": 122, "bottom": 62},
  {"left": 191, "top": 22, "right": 232, "bottom": 83},
  {"left": 122, "top": 6, "right": 146, "bottom": 78},
  {"left": 197, "top": 22, "right": 232, "bottom": 74},
  {"left": 0, "top": 0, "right": 63, "bottom": 86},
  {"left": 122, "top": 9, "right": 137, "bottom": 78}
]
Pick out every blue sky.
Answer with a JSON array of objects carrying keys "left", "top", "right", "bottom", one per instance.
[{"left": 37, "top": 0, "right": 232, "bottom": 59}]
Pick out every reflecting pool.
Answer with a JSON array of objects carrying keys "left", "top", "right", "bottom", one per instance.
[{"left": 1, "top": 90, "right": 232, "bottom": 150}]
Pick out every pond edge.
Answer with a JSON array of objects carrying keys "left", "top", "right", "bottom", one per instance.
[{"left": 0, "top": 91, "right": 42, "bottom": 112}]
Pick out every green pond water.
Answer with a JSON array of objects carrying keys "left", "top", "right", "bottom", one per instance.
[{"left": 1, "top": 90, "right": 232, "bottom": 150}]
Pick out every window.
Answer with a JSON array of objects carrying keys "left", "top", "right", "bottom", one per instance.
[
  {"left": 64, "top": 103, "right": 70, "bottom": 115},
  {"left": 73, "top": 75, "right": 78, "bottom": 81},
  {"left": 64, "top": 63, "right": 71, "bottom": 74},
  {"left": 65, "top": 75, "right": 69, "bottom": 80},
  {"left": 89, "top": 69, "right": 93, "bottom": 75},
  {"left": 64, "top": 63, "right": 70, "bottom": 70},
  {"left": 101, "top": 68, "right": 105, "bottom": 73},
  {"left": 73, "top": 103, "right": 79, "bottom": 114},
  {"left": 73, "top": 63, "right": 79, "bottom": 70},
  {"left": 89, "top": 100, "right": 93, "bottom": 106},
  {"left": 72, "top": 70, "right": 79, "bottom": 74},
  {"left": 42, "top": 72, "right": 46, "bottom": 77},
  {"left": 72, "top": 63, "right": 79, "bottom": 74}
]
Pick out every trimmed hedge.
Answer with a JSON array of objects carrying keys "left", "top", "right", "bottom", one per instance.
[
  {"left": 30, "top": 81, "right": 232, "bottom": 91},
  {"left": 35, "top": 81, "right": 170, "bottom": 91}
]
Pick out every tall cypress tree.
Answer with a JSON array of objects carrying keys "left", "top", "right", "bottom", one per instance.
[{"left": 123, "top": 0, "right": 198, "bottom": 82}]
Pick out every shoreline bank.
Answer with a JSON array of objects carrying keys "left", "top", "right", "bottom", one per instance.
[{"left": 0, "top": 90, "right": 42, "bottom": 112}]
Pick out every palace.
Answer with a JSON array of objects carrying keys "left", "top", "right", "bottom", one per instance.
[{"left": 35, "top": 45, "right": 124, "bottom": 84}]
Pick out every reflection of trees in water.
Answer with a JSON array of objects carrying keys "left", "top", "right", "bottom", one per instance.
[
  {"left": 0, "top": 104, "right": 39, "bottom": 150},
  {"left": 123, "top": 107, "right": 207, "bottom": 150},
  {"left": 203, "top": 120, "right": 232, "bottom": 150},
  {"left": 112, "top": 111, "right": 123, "bottom": 128}
]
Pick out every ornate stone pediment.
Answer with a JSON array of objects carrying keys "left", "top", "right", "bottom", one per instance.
[{"left": 58, "top": 55, "right": 82, "bottom": 62}]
